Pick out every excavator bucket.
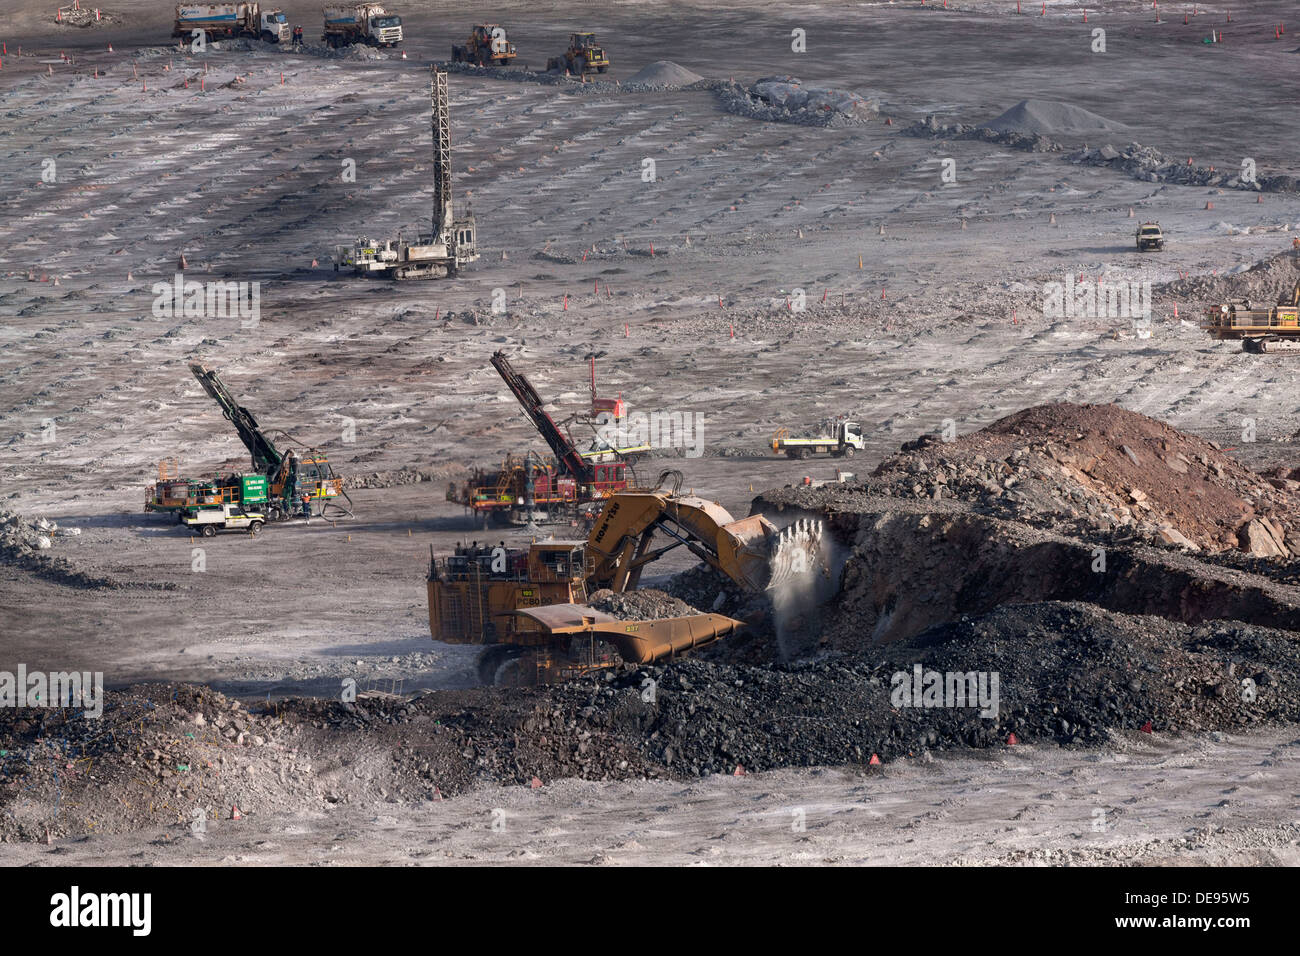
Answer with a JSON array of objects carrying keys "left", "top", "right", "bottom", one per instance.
[
  {"left": 768, "top": 517, "right": 829, "bottom": 590},
  {"left": 719, "top": 515, "right": 829, "bottom": 591}
]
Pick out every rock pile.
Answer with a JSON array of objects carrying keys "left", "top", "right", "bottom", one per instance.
[
  {"left": 586, "top": 588, "right": 701, "bottom": 620},
  {"left": 0, "top": 511, "right": 60, "bottom": 556},
  {"left": 906, "top": 103, "right": 1298, "bottom": 193},
  {"left": 0, "top": 511, "right": 159, "bottom": 590},
  {"left": 842, "top": 403, "right": 1300, "bottom": 557},
  {"left": 715, "top": 76, "right": 876, "bottom": 127},
  {"left": 12, "top": 600, "right": 1295, "bottom": 842}
]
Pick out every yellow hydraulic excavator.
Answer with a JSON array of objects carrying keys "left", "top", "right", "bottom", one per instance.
[
  {"left": 427, "top": 472, "right": 830, "bottom": 684},
  {"left": 1203, "top": 275, "right": 1300, "bottom": 353}
]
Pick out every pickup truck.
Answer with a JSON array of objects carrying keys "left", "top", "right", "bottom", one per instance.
[
  {"left": 1136, "top": 222, "right": 1164, "bottom": 252},
  {"left": 183, "top": 503, "right": 266, "bottom": 537}
]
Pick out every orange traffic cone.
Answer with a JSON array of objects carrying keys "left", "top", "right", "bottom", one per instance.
[
  {"left": 1006, "top": 733, "right": 1019, "bottom": 746},
  {"left": 868, "top": 753, "right": 881, "bottom": 765}
]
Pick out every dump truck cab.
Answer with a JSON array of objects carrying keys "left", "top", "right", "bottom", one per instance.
[
  {"left": 369, "top": 14, "right": 402, "bottom": 45},
  {"left": 1136, "top": 222, "right": 1164, "bottom": 252},
  {"left": 260, "top": 10, "right": 289, "bottom": 42}
]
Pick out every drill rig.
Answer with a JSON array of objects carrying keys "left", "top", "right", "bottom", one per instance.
[
  {"left": 429, "top": 473, "right": 829, "bottom": 684},
  {"left": 335, "top": 68, "right": 478, "bottom": 280},
  {"left": 188, "top": 363, "right": 352, "bottom": 521},
  {"left": 447, "top": 352, "right": 632, "bottom": 524}
]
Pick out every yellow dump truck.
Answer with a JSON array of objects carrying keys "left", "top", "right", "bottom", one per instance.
[{"left": 427, "top": 482, "right": 829, "bottom": 684}]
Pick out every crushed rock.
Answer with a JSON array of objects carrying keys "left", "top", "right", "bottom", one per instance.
[
  {"left": 715, "top": 77, "right": 876, "bottom": 127},
  {"left": 623, "top": 60, "right": 705, "bottom": 90},
  {"left": 586, "top": 588, "right": 700, "bottom": 620}
]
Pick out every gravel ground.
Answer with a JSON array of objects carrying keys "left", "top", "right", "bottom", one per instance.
[{"left": 4, "top": 0, "right": 1300, "bottom": 864}]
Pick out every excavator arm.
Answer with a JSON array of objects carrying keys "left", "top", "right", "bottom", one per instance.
[
  {"left": 189, "top": 363, "right": 283, "bottom": 473},
  {"left": 585, "top": 490, "right": 827, "bottom": 593}
]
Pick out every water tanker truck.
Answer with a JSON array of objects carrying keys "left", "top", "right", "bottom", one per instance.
[{"left": 172, "top": 3, "right": 290, "bottom": 44}]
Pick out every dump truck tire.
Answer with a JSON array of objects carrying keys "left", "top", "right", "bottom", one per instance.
[
  {"left": 496, "top": 654, "right": 538, "bottom": 687},
  {"left": 842, "top": 446, "right": 856, "bottom": 459},
  {"left": 476, "top": 645, "right": 523, "bottom": 686}
]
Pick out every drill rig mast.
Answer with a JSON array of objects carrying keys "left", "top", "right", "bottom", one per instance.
[{"left": 188, "top": 363, "right": 349, "bottom": 521}]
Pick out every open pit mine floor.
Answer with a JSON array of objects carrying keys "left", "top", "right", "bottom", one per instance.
[{"left": 3, "top": 0, "right": 1300, "bottom": 871}]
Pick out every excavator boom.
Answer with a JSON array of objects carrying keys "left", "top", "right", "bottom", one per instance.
[{"left": 586, "top": 490, "right": 828, "bottom": 593}]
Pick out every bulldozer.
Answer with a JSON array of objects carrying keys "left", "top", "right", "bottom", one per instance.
[
  {"left": 547, "top": 32, "right": 609, "bottom": 75},
  {"left": 428, "top": 473, "right": 830, "bottom": 684},
  {"left": 451, "top": 24, "right": 515, "bottom": 67},
  {"left": 1203, "top": 275, "right": 1300, "bottom": 353}
]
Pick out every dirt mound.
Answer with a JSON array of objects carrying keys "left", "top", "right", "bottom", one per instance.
[
  {"left": 870, "top": 403, "right": 1299, "bottom": 556},
  {"left": 748, "top": 404, "right": 1300, "bottom": 656},
  {"left": 0, "top": 684, "right": 301, "bottom": 842},
  {"left": 623, "top": 60, "right": 704, "bottom": 89},
  {"left": 981, "top": 99, "right": 1128, "bottom": 139},
  {"left": 1159, "top": 249, "right": 1300, "bottom": 312}
]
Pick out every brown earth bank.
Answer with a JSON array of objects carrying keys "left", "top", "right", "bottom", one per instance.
[{"left": 746, "top": 403, "right": 1300, "bottom": 658}]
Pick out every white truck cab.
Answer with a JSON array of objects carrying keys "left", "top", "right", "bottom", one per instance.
[{"left": 261, "top": 9, "right": 289, "bottom": 43}]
